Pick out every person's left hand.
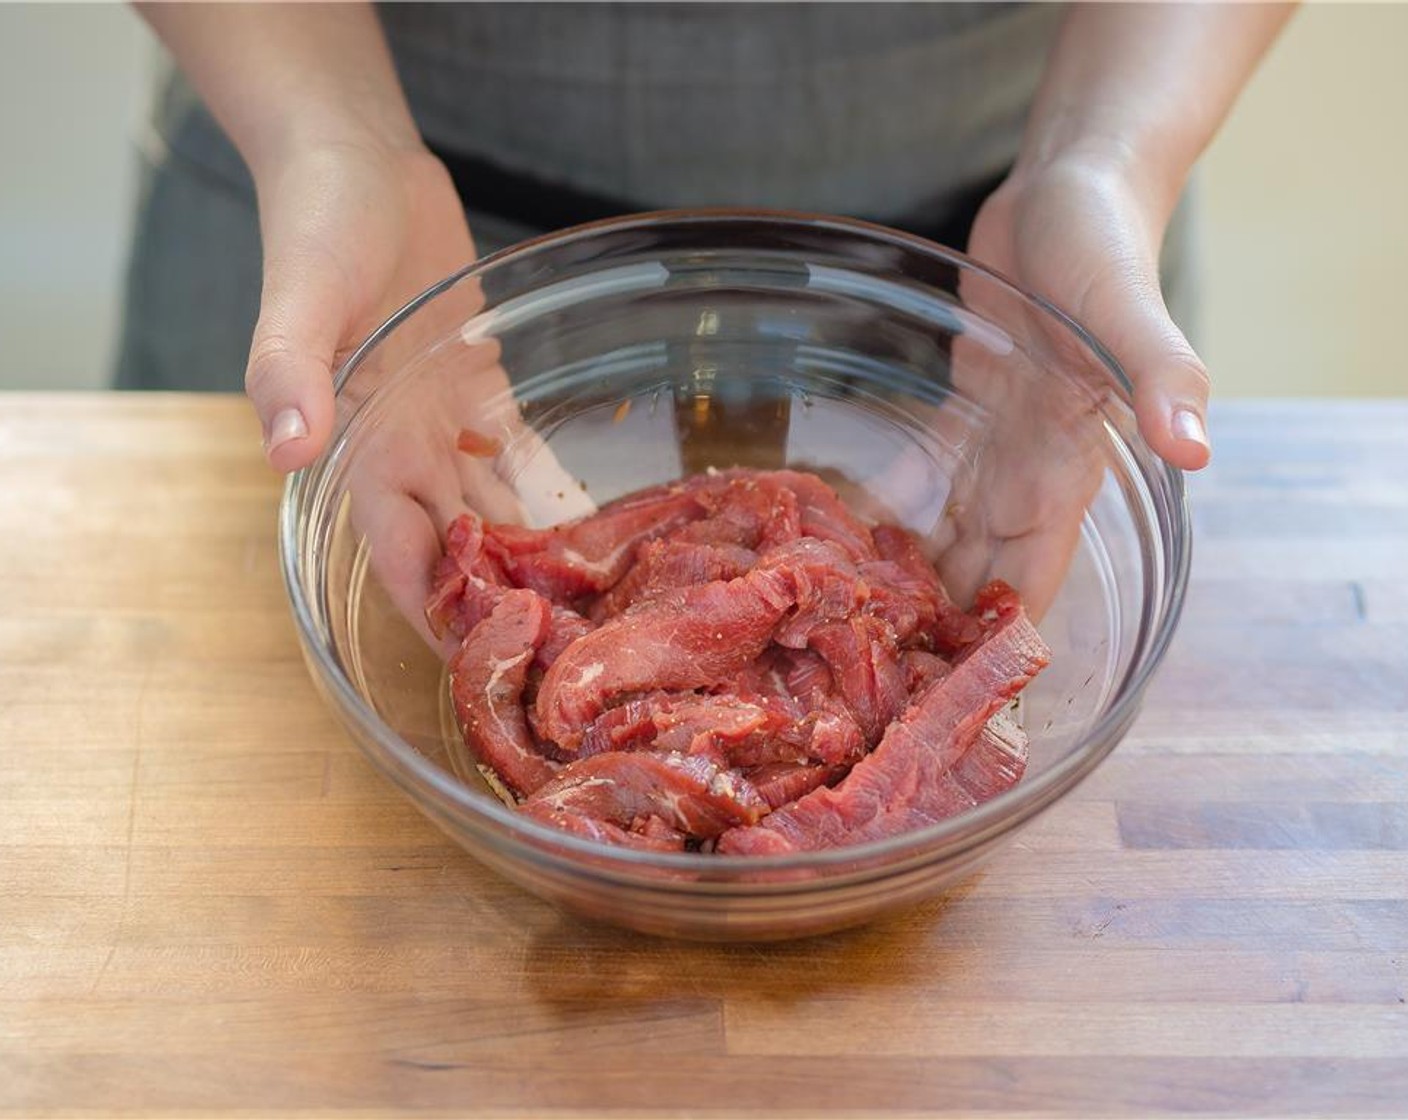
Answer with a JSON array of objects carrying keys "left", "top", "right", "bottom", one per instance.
[
  {"left": 968, "top": 152, "right": 1211, "bottom": 471},
  {"left": 909, "top": 154, "right": 1209, "bottom": 619}
]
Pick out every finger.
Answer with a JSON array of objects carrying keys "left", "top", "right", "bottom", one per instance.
[
  {"left": 368, "top": 420, "right": 521, "bottom": 544},
  {"left": 454, "top": 462, "right": 527, "bottom": 527},
  {"left": 982, "top": 500, "right": 1089, "bottom": 624},
  {"left": 245, "top": 247, "right": 348, "bottom": 474},
  {"left": 936, "top": 468, "right": 1091, "bottom": 625},
  {"left": 350, "top": 488, "right": 458, "bottom": 660},
  {"left": 1084, "top": 265, "right": 1213, "bottom": 472}
]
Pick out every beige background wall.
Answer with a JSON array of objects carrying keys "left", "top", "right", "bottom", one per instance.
[
  {"left": 0, "top": 4, "right": 155, "bottom": 390},
  {"left": 0, "top": 2, "right": 1402, "bottom": 396},
  {"left": 1198, "top": 1, "right": 1407, "bottom": 397}
]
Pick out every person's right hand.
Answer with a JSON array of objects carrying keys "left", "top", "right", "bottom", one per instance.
[
  {"left": 247, "top": 138, "right": 596, "bottom": 650},
  {"left": 245, "top": 138, "right": 477, "bottom": 473},
  {"left": 132, "top": 5, "right": 597, "bottom": 650}
]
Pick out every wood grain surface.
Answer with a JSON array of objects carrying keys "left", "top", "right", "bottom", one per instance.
[{"left": 2, "top": 394, "right": 1406, "bottom": 1118}]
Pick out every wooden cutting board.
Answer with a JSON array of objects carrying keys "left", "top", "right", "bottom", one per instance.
[{"left": 1, "top": 394, "right": 1406, "bottom": 1117}]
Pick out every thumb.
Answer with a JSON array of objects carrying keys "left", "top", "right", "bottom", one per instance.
[
  {"left": 245, "top": 249, "right": 349, "bottom": 474},
  {"left": 1083, "top": 259, "right": 1212, "bottom": 472}
]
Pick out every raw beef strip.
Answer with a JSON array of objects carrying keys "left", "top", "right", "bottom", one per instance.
[
  {"left": 522, "top": 751, "right": 769, "bottom": 840},
  {"left": 760, "top": 538, "right": 869, "bottom": 649},
  {"left": 580, "top": 692, "right": 789, "bottom": 760},
  {"left": 483, "top": 486, "right": 707, "bottom": 604},
  {"left": 870, "top": 523, "right": 982, "bottom": 653},
  {"left": 877, "top": 709, "right": 1031, "bottom": 831},
  {"left": 856, "top": 562, "right": 924, "bottom": 645},
  {"left": 729, "top": 645, "right": 866, "bottom": 765},
  {"left": 806, "top": 615, "right": 909, "bottom": 745},
  {"left": 688, "top": 701, "right": 866, "bottom": 768},
  {"left": 726, "top": 652, "right": 866, "bottom": 767},
  {"left": 590, "top": 539, "right": 757, "bottom": 621},
  {"left": 677, "top": 474, "right": 803, "bottom": 551},
  {"left": 425, "top": 560, "right": 473, "bottom": 641},
  {"left": 804, "top": 708, "right": 867, "bottom": 766},
  {"left": 425, "top": 513, "right": 510, "bottom": 640},
  {"left": 747, "top": 761, "right": 848, "bottom": 810},
  {"left": 576, "top": 691, "right": 673, "bottom": 756},
  {"left": 524, "top": 807, "right": 688, "bottom": 852},
  {"left": 768, "top": 470, "right": 879, "bottom": 563},
  {"left": 652, "top": 698, "right": 790, "bottom": 760},
  {"left": 535, "top": 566, "right": 795, "bottom": 750},
  {"left": 732, "top": 646, "right": 808, "bottom": 714},
  {"left": 716, "top": 585, "right": 1049, "bottom": 854},
  {"left": 967, "top": 579, "right": 1029, "bottom": 635},
  {"left": 780, "top": 648, "right": 836, "bottom": 710},
  {"left": 535, "top": 606, "right": 595, "bottom": 672},
  {"left": 448, "top": 589, "right": 557, "bottom": 798},
  {"left": 901, "top": 649, "right": 952, "bottom": 696},
  {"left": 522, "top": 608, "right": 595, "bottom": 717},
  {"left": 576, "top": 676, "right": 862, "bottom": 771},
  {"left": 954, "top": 707, "right": 1030, "bottom": 802},
  {"left": 430, "top": 468, "right": 1049, "bottom": 855},
  {"left": 638, "top": 814, "right": 693, "bottom": 848}
]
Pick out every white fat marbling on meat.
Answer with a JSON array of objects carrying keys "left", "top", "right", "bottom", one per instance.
[
  {"left": 560, "top": 542, "right": 633, "bottom": 577},
  {"left": 574, "top": 661, "right": 605, "bottom": 688},
  {"left": 485, "top": 651, "right": 529, "bottom": 694},
  {"left": 543, "top": 776, "right": 614, "bottom": 810}
]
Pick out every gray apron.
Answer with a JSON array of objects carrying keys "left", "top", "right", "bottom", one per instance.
[{"left": 114, "top": 2, "right": 1191, "bottom": 393}]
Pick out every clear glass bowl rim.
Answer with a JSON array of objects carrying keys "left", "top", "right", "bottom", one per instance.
[{"left": 278, "top": 207, "right": 1192, "bottom": 881}]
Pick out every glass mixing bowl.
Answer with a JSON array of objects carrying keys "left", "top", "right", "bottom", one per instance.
[{"left": 280, "top": 210, "right": 1190, "bottom": 940}]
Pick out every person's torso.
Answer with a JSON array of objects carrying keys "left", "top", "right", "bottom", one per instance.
[{"left": 379, "top": 2, "right": 1062, "bottom": 224}]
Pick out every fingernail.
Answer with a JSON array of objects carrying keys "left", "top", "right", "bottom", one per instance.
[
  {"left": 1171, "top": 406, "right": 1208, "bottom": 450},
  {"left": 266, "top": 407, "right": 308, "bottom": 452}
]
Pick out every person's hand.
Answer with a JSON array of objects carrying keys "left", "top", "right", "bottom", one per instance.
[
  {"left": 132, "top": 3, "right": 595, "bottom": 651},
  {"left": 878, "top": 153, "right": 1201, "bottom": 620},
  {"left": 246, "top": 138, "right": 594, "bottom": 647},
  {"left": 344, "top": 328, "right": 596, "bottom": 656},
  {"left": 245, "top": 138, "right": 477, "bottom": 472},
  {"left": 968, "top": 152, "right": 1211, "bottom": 473},
  {"left": 843, "top": 155, "right": 1200, "bottom": 621},
  {"left": 921, "top": 0, "right": 1293, "bottom": 619}
]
